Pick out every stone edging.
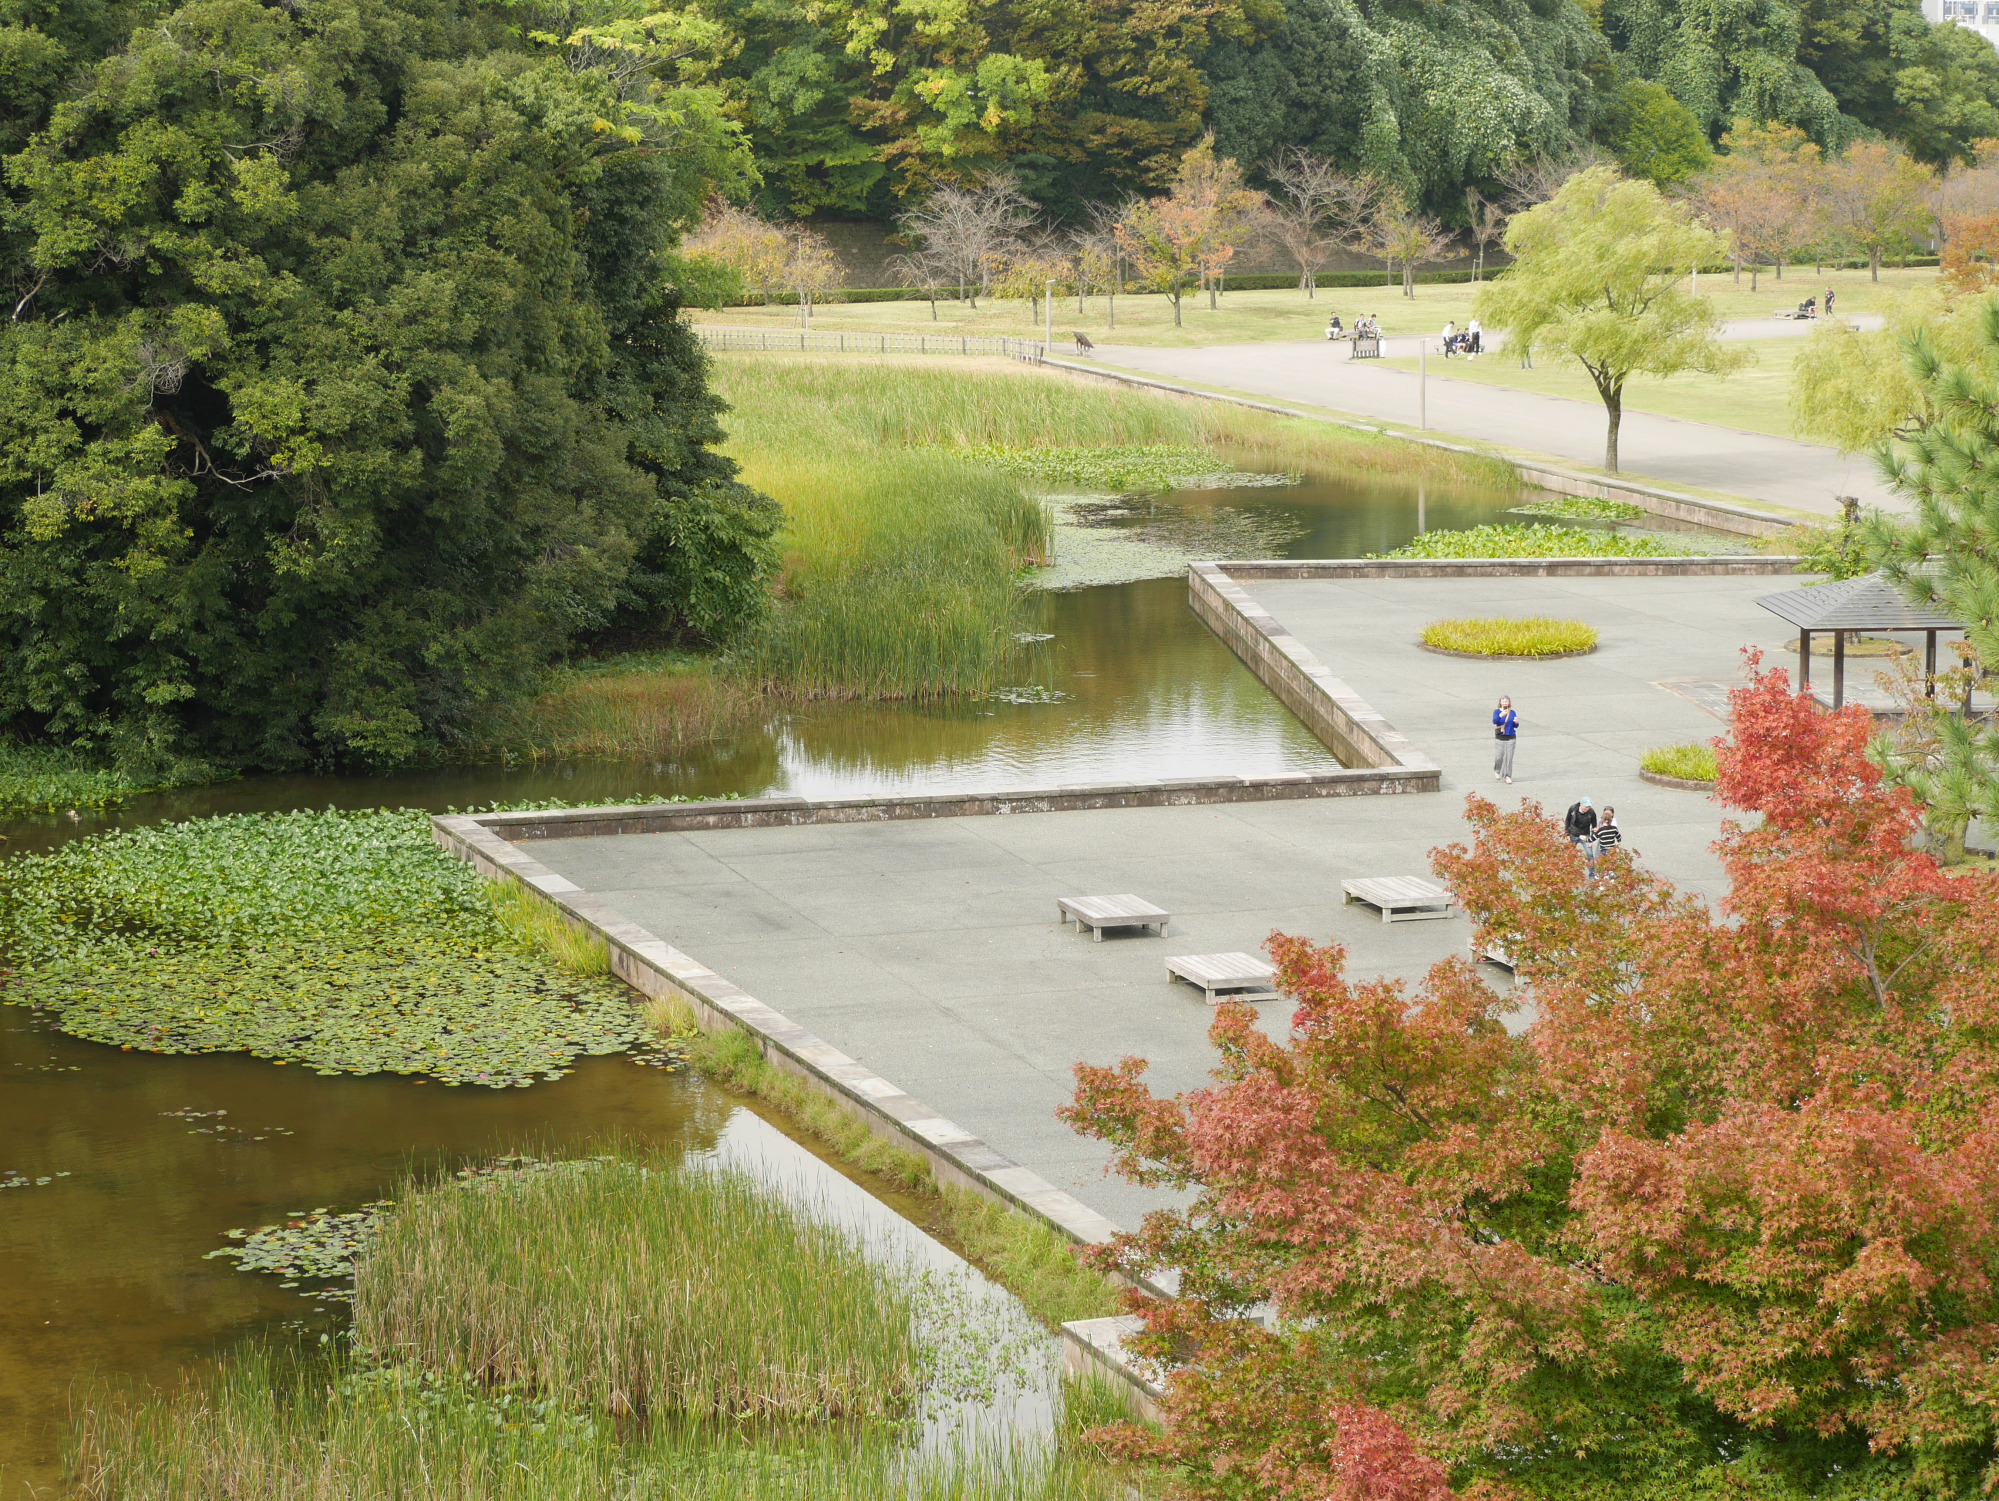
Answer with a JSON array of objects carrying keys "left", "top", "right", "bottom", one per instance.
[
  {"left": 1639, "top": 769, "right": 1716, "bottom": 792},
  {"left": 1041, "top": 357, "right": 1796, "bottom": 539},
  {"left": 1418, "top": 642, "right": 1597, "bottom": 662},
  {"left": 431, "top": 811, "right": 1168, "bottom": 1290}
]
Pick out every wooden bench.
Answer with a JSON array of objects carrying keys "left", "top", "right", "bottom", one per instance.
[
  {"left": 1341, "top": 876, "right": 1456, "bottom": 923},
  {"left": 1471, "top": 934, "right": 1514, "bottom": 969},
  {"left": 1165, "top": 952, "right": 1281, "bottom": 1004},
  {"left": 1058, "top": 894, "right": 1169, "bottom": 941},
  {"left": 1074, "top": 331, "right": 1096, "bottom": 354}
]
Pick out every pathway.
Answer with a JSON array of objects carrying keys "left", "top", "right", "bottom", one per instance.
[{"left": 1089, "top": 339, "right": 1900, "bottom": 520}]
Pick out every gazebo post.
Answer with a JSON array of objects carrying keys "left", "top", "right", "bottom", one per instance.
[
  {"left": 1799, "top": 629, "right": 1811, "bottom": 693},
  {"left": 1927, "top": 631, "right": 1937, "bottom": 698},
  {"left": 1832, "top": 629, "right": 1846, "bottom": 710}
]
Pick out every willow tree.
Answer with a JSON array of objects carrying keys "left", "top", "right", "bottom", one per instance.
[{"left": 1475, "top": 168, "right": 1743, "bottom": 473}]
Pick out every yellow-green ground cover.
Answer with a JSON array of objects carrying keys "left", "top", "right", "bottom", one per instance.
[
  {"left": 1641, "top": 742, "right": 1719, "bottom": 782},
  {"left": 1422, "top": 617, "right": 1597, "bottom": 656},
  {"left": 696, "top": 267, "right": 1936, "bottom": 349}
]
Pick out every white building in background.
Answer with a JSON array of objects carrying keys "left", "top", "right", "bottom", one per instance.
[{"left": 1927, "top": 0, "right": 1999, "bottom": 48}]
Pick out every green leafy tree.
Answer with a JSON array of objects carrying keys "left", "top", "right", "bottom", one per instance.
[
  {"left": 1602, "top": 0, "right": 1851, "bottom": 147},
  {"left": 0, "top": 0, "right": 777, "bottom": 770},
  {"left": 1798, "top": 0, "right": 1999, "bottom": 166},
  {"left": 1597, "top": 77, "right": 1713, "bottom": 184},
  {"left": 1476, "top": 167, "right": 1745, "bottom": 472}
]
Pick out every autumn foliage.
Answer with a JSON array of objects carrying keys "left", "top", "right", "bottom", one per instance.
[{"left": 1062, "top": 663, "right": 1999, "bottom": 1499}]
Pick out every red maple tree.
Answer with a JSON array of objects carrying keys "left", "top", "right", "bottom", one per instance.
[{"left": 1062, "top": 663, "right": 1999, "bottom": 1498}]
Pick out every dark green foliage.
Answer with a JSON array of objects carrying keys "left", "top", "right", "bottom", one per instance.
[
  {"left": 1207, "top": 0, "right": 1604, "bottom": 210},
  {"left": 1598, "top": 77, "right": 1714, "bottom": 182},
  {"left": 0, "top": 0, "right": 774, "bottom": 770},
  {"left": 1602, "top": 0, "right": 1851, "bottom": 144}
]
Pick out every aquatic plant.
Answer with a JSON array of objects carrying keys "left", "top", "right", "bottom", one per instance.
[
  {"left": 354, "top": 1152, "right": 922, "bottom": 1422},
  {"left": 736, "top": 451, "right": 1044, "bottom": 699},
  {"left": 1641, "top": 742, "right": 1718, "bottom": 782},
  {"left": 1422, "top": 617, "right": 1598, "bottom": 656},
  {"left": 485, "top": 879, "right": 612, "bottom": 976},
  {"left": 1370, "top": 523, "right": 1679, "bottom": 559},
  {"left": 69, "top": 1350, "right": 1154, "bottom": 1500},
  {"left": 959, "top": 444, "right": 1294, "bottom": 493},
  {"left": 0, "top": 810, "right": 639, "bottom": 1087},
  {"left": 465, "top": 653, "right": 762, "bottom": 764},
  {"left": 1508, "top": 496, "right": 1646, "bottom": 521}
]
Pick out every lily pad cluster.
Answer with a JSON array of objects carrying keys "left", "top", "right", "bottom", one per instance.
[
  {"left": 207, "top": 1203, "right": 394, "bottom": 1296},
  {"left": 959, "top": 443, "right": 1297, "bottom": 493},
  {"left": 1508, "top": 496, "right": 1647, "bottom": 522},
  {"left": 0, "top": 808, "right": 641, "bottom": 1087}
]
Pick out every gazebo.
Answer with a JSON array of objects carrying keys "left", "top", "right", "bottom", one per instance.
[{"left": 1756, "top": 570, "right": 1964, "bottom": 709}]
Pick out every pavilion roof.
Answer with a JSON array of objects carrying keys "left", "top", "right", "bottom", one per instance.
[{"left": 1756, "top": 569, "right": 1964, "bottom": 632}]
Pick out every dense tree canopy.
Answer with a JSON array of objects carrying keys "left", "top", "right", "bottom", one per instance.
[
  {"left": 0, "top": 0, "right": 778, "bottom": 769},
  {"left": 1063, "top": 667, "right": 1999, "bottom": 1500}
]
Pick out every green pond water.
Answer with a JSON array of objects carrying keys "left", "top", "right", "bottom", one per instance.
[{"left": 0, "top": 469, "right": 1724, "bottom": 1486}]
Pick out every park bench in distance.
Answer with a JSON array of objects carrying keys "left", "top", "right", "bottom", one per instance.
[
  {"left": 1165, "top": 952, "right": 1282, "bottom": 1004},
  {"left": 1341, "top": 876, "right": 1457, "bottom": 923},
  {"left": 1074, "top": 331, "right": 1095, "bottom": 354}
]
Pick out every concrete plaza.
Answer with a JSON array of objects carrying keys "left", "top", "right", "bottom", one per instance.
[{"left": 530, "top": 573, "right": 1812, "bottom": 1229}]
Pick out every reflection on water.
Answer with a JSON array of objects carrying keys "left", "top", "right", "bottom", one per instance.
[
  {"left": 0, "top": 1009, "right": 1018, "bottom": 1485},
  {"left": 0, "top": 468, "right": 1536, "bottom": 1484},
  {"left": 0, "top": 471, "right": 1524, "bottom": 856}
]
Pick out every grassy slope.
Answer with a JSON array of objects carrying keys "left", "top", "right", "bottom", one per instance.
[{"left": 695, "top": 267, "right": 1937, "bottom": 349}]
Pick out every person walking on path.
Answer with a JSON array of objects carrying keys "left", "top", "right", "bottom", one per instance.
[
  {"left": 1467, "top": 318, "right": 1482, "bottom": 357},
  {"left": 1492, "top": 696, "right": 1518, "bottom": 783},
  {"left": 1824, "top": 288, "right": 1835, "bottom": 321},
  {"left": 1588, "top": 807, "right": 1622, "bottom": 879},
  {"left": 1564, "top": 797, "right": 1596, "bottom": 850},
  {"left": 1442, "top": 320, "right": 1457, "bottom": 356}
]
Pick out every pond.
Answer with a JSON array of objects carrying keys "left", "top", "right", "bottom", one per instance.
[{"left": 0, "top": 467, "right": 1726, "bottom": 1486}]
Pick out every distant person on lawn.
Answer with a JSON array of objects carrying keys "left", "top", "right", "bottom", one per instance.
[
  {"left": 1824, "top": 288, "right": 1835, "bottom": 320},
  {"left": 1564, "top": 797, "right": 1597, "bottom": 849},
  {"left": 1492, "top": 696, "right": 1518, "bottom": 784}
]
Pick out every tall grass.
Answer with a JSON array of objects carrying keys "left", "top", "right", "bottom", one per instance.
[
  {"left": 1641, "top": 742, "right": 1718, "bottom": 782},
  {"left": 70, "top": 1352, "right": 1155, "bottom": 1500},
  {"left": 354, "top": 1153, "right": 921, "bottom": 1421},
  {"left": 485, "top": 880, "right": 612, "bottom": 975},
  {"left": 710, "top": 356, "right": 1509, "bottom": 699},
  {"left": 0, "top": 738, "right": 220, "bottom": 813},
  {"left": 466, "top": 653, "right": 759, "bottom": 763},
  {"left": 736, "top": 452, "right": 1042, "bottom": 699}
]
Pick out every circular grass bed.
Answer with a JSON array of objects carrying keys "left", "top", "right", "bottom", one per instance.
[
  {"left": 1421, "top": 616, "right": 1598, "bottom": 659},
  {"left": 1640, "top": 742, "right": 1717, "bottom": 789}
]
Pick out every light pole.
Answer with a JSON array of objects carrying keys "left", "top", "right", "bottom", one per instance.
[
  {"left": 1419, "top": 339, "right": 1427, "bottom": 431},
  {"left": 1045, "top": 280, "right": 1053, "bottom": 354}
]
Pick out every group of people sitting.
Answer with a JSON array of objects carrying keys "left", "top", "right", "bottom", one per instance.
[
  {"left": 1324, "top": 314, "right": 1382, "bottom": 340},
  {"left": 1441, "top": 319, "right": 1482, "bottom": 357},
  {"left": 1784, "top": 288, "right": 1836, "bottom": 320}
]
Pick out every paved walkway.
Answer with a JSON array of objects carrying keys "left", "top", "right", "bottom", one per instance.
[
  {"left": 1091, "top": 340, "right": 1900, "bottom": 520},
  {"left": 529, "top": 573, "right": 1808, "bottom": 1230}
]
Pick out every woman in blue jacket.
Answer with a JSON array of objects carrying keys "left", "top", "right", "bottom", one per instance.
[{"left": 1492, "top": 696, "right": 1517, "bottom": 784}]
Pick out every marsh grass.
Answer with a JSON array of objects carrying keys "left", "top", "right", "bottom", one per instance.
[
  {"left": 675, "top": 1020, "right": 1120, "bottom": 1328},
  {"left": 485, "top": 880, "right": 611, "bottom": 975},
  {"left": 1423, "top": 617, "right": 1598, "bottom": 657},
  {"left": 711, "top": 357, "right": 1511, "bottom": 697},
  {"left": 70, "top": 1352, "right": 1154, "bottom": 1500},
  {"left": 354, "top": 1150, "right": 921, "bottom": 1422},
  {"left": 1642, "top": 742, "right": 1718, "bottom": 782},
  {"left": 468, "top": 653, "right": 760, "bottom": 763}
]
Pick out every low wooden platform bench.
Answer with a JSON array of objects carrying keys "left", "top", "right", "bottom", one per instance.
[
  {"left": 1165, "top": 952, "right": 1282, "bottom": 1004},
  {"left": 1058, "top": 894, "right": 1170, "bottom": 941},
  {"left": 1340, "top": 876, "right": 1456, "bottom": 923}
]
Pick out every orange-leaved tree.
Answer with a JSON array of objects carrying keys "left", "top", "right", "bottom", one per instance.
[{"left": 1062, "top": 660, "right": 1999, "bottom": 1500}]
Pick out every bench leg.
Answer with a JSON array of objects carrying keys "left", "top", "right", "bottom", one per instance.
[{"left": 1093, "top": 925, "right": 1102, "bottom": 942}]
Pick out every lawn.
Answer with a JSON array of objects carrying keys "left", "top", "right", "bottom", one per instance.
[
  {"left": 1377, "top": 337, "right": 1806, "bottom": 440},
  {"left": 695, "top": 265, "right": 1938, "bottom": 349}
]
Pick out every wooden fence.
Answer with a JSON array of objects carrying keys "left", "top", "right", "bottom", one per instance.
[{"left": 692, "top": 327, "right": 1046, "bottom": 362}]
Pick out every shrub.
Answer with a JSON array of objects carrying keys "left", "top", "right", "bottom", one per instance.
[
  {"left": 1641, "top": 742, "right": 1718, "bottom": 782},
  {"left": 1422, "top": 617, "right": 1597, "bottom": 656}
]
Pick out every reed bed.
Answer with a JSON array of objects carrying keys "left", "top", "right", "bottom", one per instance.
[
  {"left": 353, "top": 1154, "right": 921, "bottom": 1422},
  {"left": 733, "top": 450, "right": 1043, "bottom": 699},
  {"left": 466, "top": 653, "right": 758, "bottom": 763},
  {"left": 69, "top": 1352, "right": 1152, "bottom": 1500},
  {"left": 485, "top": 879, "right": 611, "bottom": 975}
]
